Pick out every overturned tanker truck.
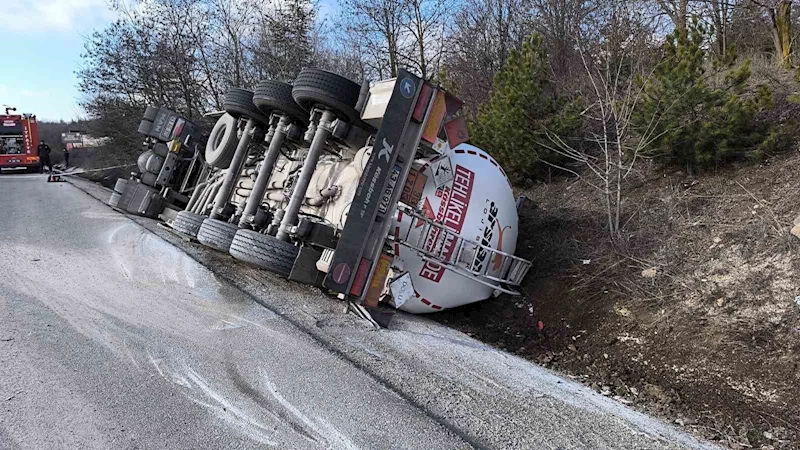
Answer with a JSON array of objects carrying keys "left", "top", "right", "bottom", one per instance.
[{"left": 118, "top": 68, "right": 532, "bottom": 317}]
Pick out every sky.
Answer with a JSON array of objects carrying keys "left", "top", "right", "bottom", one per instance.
[
  {"left": 1, "top": 0, "right": 117, "bottom": 122},
  {"left": 2, "top": 0, "right": 340, "bottom": 123}
]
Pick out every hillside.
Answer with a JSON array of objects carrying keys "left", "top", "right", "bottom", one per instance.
[{"left": 436, "top": 153, "right": 800, "bottom": 448}]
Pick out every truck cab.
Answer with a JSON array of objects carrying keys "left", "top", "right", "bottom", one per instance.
[{"left": 0, "top": 111, "right": 40, "bottom": 172}]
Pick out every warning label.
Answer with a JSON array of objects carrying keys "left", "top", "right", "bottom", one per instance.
[{"left": 419, "top": 164, "right": 475, "bottom": 282}]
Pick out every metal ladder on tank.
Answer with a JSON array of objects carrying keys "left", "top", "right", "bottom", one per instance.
[{"left": 391, "top": 204, "right": 532, "bottom": 295}]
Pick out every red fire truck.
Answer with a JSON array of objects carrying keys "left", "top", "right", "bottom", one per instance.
[{"left": 0, "top": 107, "right": 40, "bottom": 172}]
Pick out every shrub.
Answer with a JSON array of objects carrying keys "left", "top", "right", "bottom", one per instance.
[
  {"left": 470, "top": 35, "right": 581, "bottom": 185},
  {"left": 635, "top": 19, "right": 778, "bottom": 173}
]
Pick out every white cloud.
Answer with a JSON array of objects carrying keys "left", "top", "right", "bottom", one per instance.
[{"left": 3, "top": 0, "right": 115, "bottom": 33}]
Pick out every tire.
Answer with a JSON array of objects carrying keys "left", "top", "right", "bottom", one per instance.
[
  {"left": 137, "top": 151, "right": 152, "bottom": 173},
  {"left": 292, "top": 69, "right": 361, "bottom": 123},
  {"left": 172, "top": 211, "right": 206, "bottom": 237},
  {"left": 223, "top": 88, "right": 270, "bottom": 125},
  {"left": 145, "top": 153, "right": 165, "bottom": 173},
  {"left": 137, "top": 151, "right": 164, "bottom": 174},
  {"left": 109, "top": 191, "right": 121, "bottom": 207},
  {"left": 205, "top": 113, "right": 238, "bottom": 169},
  {"left": 197, "top": 218, "right": 240, "bottom": 252},
  {"left": 138, "top": 119, "right": 153, "bottom": 135},
  {"left": 113, "top": 178, "right": 128, "bottom": 194},
  {"left": 143, "top": 106, "right": 159, "bottom": 121},
  {"left": 230, "top": 229, "right": 299, "bottom": 277},
  {"left": 253, "top": 80, "right": 308, "bottom": 125}
]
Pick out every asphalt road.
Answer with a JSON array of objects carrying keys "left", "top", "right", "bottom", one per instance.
[{"left": 0, "top": 174, "right": 719, "bottom": 450}]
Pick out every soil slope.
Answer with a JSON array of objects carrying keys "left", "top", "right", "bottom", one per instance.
[{"left": 436, "top": 153, "right": 800, "bottom": 449}]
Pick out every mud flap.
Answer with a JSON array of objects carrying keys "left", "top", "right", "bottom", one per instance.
[
  {"left": 346, "top": 301, "right": 395, "bottom": 328},
  {"left": 288, "top": 246, "right": 326, "bottom": 287}
]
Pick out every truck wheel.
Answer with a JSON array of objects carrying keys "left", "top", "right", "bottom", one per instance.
[
  {"left": 110, "top": 178, "right": 127, "bottom": 206},
  {"left": 137, "top": 151, "right": 153, "bottom": 173},
  {"left": 197, "top": 218, "right": 239, "bottom": 252},
  {"left": 143, "top": 106, "right": 159, "bottom": 121},
  {"left": 144, "top": 153, "right": 165, "bottom": 173},
  {"left": 254, "top": 80, "right": 308, "bottom": 125},
  {"left": 138, "top": 119, "right": 153, "bottom": 135},
  {"left": 292, "top": 69, "right": 361, "bottom": 123},
  {"left": 229, "top": 229, "right": 299, "bottom": 277},
  {"left": 172, "top": 211, "right": 206, "bottom": 237},
  {"left": 204, "top": 113, "right": 238, "bottom": 169},
  {"left": 223, "top": 88, "right": 270, "bottom": 126}
]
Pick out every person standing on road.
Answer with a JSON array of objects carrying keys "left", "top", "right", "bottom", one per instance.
[
  {"left": 63, "top": 145, "right": 70, "bottom": 169},
  {"left": 38, "top": 140, "right": 52, "bottom": 174}
]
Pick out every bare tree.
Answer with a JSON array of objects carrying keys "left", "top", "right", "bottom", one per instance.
[
  {"left": 400, "top": 0, "right": 448, "bottom": 79},
  {"left": 656, "top": 0, "right": 692, "bottom": 32},
  {"left": 752, "top": 0, "right": 794, "bottom": 67},
  {"left": 251, "top": 0, "right": 316, "bottom": 81},
  {"left": 207, "top": 0, "right": 260, "bottom": 90},
  {"left": 338, "top": 0, "right": 406, "bottom": 78},
  {"left": 80, "top": 0, "right": 308, "bottom": 143},
  {"left": 80, "top": 1, "right": 211, "bottom": 118},
  {"left": 312, "top": 21, "right": 369, "bottom": 81},
  {"left": 442, "top": 0, "right": 533, "bottom": 113},
  {"left": 530, "top": 0, "right": 597, "bottom": 87},
  {"left": 540, "top": 1, "right": 666, "bottom": 237},
  {"left": 709, "top": 0, "right": 734, "bottom": 55}
]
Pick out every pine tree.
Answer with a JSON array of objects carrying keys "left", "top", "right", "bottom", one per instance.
[
  {"left": 635, "top": 19, "right": 778, "bottom": 173},
  {"left": 470, "top": 35, "right": 581, "bottom": 185}
]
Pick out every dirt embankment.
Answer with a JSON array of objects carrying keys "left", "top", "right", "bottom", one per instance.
[{"left": 436, "top": 154, "right": 800, "bottom": 449}]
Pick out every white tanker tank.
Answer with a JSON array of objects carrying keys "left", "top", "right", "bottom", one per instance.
[
  {"left": 307, "top": 140, "right": 529, "bottom": 314},
  {"left": 388, "top": 143, "right": 528, "bottom": 313}
]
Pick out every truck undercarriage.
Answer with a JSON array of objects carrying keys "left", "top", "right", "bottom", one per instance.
[{"left": 112, "top": 69, "right": 532, "bottom": 322}]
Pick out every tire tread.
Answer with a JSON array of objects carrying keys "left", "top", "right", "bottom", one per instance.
[
  {"left": 229, "top": 229, "right": 299, "bottom": 276},
  {"left": 224, "top": 88, "right": 269, "bottom": 125},
  {"left": 172, "top": 211, "right": 206, "bottom": 237},
  {"left": 197, "top": 218, "right": 239, "bottom": 252}
]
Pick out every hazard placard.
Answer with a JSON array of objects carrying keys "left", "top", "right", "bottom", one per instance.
[
  {"left": 401, "top": 167, "right": 427, "bottom": 207},
  {"left": 430, "top": 157, "right": 453, "bottom": 189},
  {"left": 390, "top": 272, "right": 414, "bottom": 308}
]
